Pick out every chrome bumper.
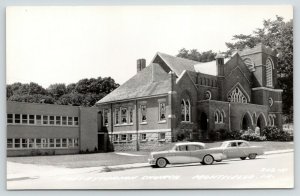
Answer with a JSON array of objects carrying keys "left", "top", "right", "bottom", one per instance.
[{"left": 148, "top": 158, "right": 156, "bottom": 165}]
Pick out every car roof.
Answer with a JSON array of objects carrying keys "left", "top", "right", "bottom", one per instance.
[
  {"left": 175, "top": 142, "right": 205, "bottom": 146},
  {"left": 222, "top": 140, "right": 249, "bottom": 143}
]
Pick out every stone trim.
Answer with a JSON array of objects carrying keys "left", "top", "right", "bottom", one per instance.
[
  {"left": 252, "top": 87, "right": 283, "bottom": 92},
  {"left": 110, "top": 129, "right": 171, "bottom": 134}
]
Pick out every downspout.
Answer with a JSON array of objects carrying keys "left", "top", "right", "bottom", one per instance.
[
  {"left": 135, "top": 100, "right": 139, "bottom": 151},
  {"left": 228, "top": 102, "right": 231, "bottom": 131},
  {"left": 110, "top": 103, "right": 113, "bottom": 144}
]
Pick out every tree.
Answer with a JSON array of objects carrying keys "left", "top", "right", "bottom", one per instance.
[
  {"left": 176, "top": 49, "right": 216, "bottom": 62},
  {"left": 7, "top": 76, "right": 120, "bottom": 107},
  {"left": 47, "top": 83, "right": 67, "bottom": 99},
  {"left": 225, "top": 16, "right": 293, "bottom": 120}
]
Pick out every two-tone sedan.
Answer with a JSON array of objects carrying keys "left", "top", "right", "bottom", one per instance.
[
  {"left": 148, "top": 142, "right": 226, "bottom": 168},
  {"left": 211, "top": 140, "right": 265, "bottom": 160}
]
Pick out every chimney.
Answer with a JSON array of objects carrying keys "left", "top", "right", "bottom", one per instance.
[
  {"left": 137, "top": 59, "right": 146, "bottom": 73},
  {"left": 216, "top": 53, "right": 225, "bottom": 76}
]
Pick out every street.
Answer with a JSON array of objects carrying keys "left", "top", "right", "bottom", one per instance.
[{"left": 7, "top": 152, "right": 293, "bottom": 189}]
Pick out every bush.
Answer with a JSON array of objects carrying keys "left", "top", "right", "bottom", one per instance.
[
  {"left": 262, "top": 126, "right": 293, "bottom": 141},
  {"left": 228, "top": 130, "right": 243, "bottom": 140},
  {"left": 208, "top": 130, "right": 219, "bottom": 141},
  {"left": 218, "top": 129, "right": 230, "bottom": 140},
  {"left": 240, "top": 132, "right": 266, "bottom": 141}
]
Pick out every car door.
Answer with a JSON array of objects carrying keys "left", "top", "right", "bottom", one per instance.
[
  {"left": 223, "top": 142, "right": 242, "bottom": 159},
  {"left": 189, "top": 145, "right": 205, "bottom": 162},
  {"left": 166, "top": 145, "right": 191, "bottom": 164},
  {"left": 237, "top": 141, "right": 250, "bottom": 157}
]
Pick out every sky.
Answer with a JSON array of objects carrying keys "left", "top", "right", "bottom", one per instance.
[{"left": 6, "top": 5, "right": 293, "bottom": 88}]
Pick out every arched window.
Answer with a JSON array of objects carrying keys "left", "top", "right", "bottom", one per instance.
[
  {"left": 181, "top": 100, "right": 185, "bottom": 121},
  {"left": 181, "top": 99, "right": 191, "bottom": 122},
  {"left": 227, "top": 87, "right": 248, "bottom": 103},
  {"left": 219, "top": 111, "right": 224, "bottom": 123},
  {"left": 185, "top": 100, "right": 190, "bottom": 121},
  {"left": 214, "top": 112, "right": 218, "bottom": 123},
  {"left": 266, "top": 58, "right": 273, "bottom": 87}
]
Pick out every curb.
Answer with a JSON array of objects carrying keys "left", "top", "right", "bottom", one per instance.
[{"left": 264, "top": 149, "right": 293, "bottom": 155}]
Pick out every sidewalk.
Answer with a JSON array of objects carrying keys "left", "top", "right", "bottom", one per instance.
[{"left": 7, "top": 149, "right": 293, "bottom": 181}]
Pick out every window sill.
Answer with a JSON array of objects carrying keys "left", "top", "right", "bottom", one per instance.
[
  {"left": 158, "top": 139, "right": 166, "bottom": 142},
  {"left": 114, "top": 123, "right": 134, "bottom": 127},
  {"left": 181, "top": 121, "right": 193, "bottom": 124},
  {"left": 140, "top": 140, "right": 147, "bottom": 143},
  {"left": 140, "top": 122, "right": 148, "bottom": 125},
  {"left": 158, "top": 120, "right": 167, "bottom": 124}
]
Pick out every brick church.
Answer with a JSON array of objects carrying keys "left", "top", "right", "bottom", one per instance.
[{"left": 96, "top": 43, "right": 283, "bottom": 151}]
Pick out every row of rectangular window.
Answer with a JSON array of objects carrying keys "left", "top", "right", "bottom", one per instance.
[
  {"left": 112, "top": 133, "right": 166, "bottom": 143},
  {"left": 7, "top": 114, "right": 79, "bottom": 126},
  {"left": 198, "top": 77, "right": 217, "bottom": 87},
  {"left": 103, "top": 102, "right": 166, "bottom": 126},
  {"left": 7, "top": 138, "right": 79, "bottom": 149}
]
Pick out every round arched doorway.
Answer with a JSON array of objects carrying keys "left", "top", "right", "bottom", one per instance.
[{"left": 241, "top": 112, "right": 252, "bottom": 130}]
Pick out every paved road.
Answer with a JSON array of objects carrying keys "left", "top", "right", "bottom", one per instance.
[{"left": 7, "top": 152, "right": 293, "bottom": 189}]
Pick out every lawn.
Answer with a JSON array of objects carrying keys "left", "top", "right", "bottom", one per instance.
[{"left": 7, "top": 141, "right": 293, "bottom": 168}]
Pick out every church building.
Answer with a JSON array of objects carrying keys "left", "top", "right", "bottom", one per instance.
[{"left": 96, "top": 43, "right": 283, "bottom": 151}]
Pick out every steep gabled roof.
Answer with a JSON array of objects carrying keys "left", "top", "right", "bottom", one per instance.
[
  {"left": 152, "top": 52, "right": 197, "bottom": 76},
  {"left": 97, "top": 63, "right": 171, "bottom": 104}
]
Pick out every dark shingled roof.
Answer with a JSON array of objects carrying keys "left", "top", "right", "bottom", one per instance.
[
  {"left": 154, "top": 52, "right": 197, "bottom": 76},
  {"left": 97, "top": 63, "right": 171, "bottom": 104}
]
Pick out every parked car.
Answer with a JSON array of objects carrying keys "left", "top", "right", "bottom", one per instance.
[
  {"left": 148, "top": 142, "right": 226, "bottom": 168},
  {"left": 211, "top": 140, "right": 265, "bottom": 160}
]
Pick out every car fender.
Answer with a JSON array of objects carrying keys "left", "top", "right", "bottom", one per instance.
[{"left": 208, "top": 153, "right": 226, "bottom": 161}]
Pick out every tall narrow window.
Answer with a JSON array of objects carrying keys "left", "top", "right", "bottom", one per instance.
[
  {"left": 36, "top": 115, "right": 42, "bottom": 125},
  {"left": 49, "top": 139, "right": 55, "bottom": 147},
  {"left": 74, "top": 117, "right": 79, "bottom": 126},
  {"left": 7, "top": 139, "right": 13, "bottom": 148},
  {"left": 266, "top": 58, "right": 273, "bottom": 87},
  {"left": 55, "top": 138, "right": 61, "bottom": 148},
  {"left": 7, "top": 114, "right": 13, "bottom": 124},
  {"left": 129, "top": 108, "right": 133, "bottom": 123},
  {"left": 29, "top": 115, "right": 35, "bottom": 124},
  {"left": 62, "top": 116, "right": 67, "bottom": 125},
  {"left": 181, "top": 100, "right": 185, "bottom": 121},
  {"left": 14, "top": 139, "right": 21, "bottom": 148},
  {"left": 141, "top": 105, "right": 147, "bottom": 122},
  {"left": 56, "top": 116, "right": 61, "bottom": 125},
  {"left": 185, "top": 100, "right": 190, "bottom": 122},
  {"left": 103, "top": 109, "right": 108, "bottom": 126},
  {"left": 159, "top": 102, "right": 166, "bottom": 121},
  {"left": 121, "top": 108, "right": 128, "bottom": 124},
  {"left": 22, "top": 114, "right": 28, "bottom": 124},
  {"left": 68, "top": 117, "right": 73, "bottom": 126},
  {"left": 115, "top": 108, "right": 120, "bottom": 124},
  {"left": 22, "top": 139, "right": 28, "bottom": 148},
  {"left": 28, "top": 139, "right": 35, "bottom": 148},
  {"left": 14, "top": 114, "right": 20, "bottom": 124},
  {"left": 43, "top": 116, "right": 49, "bottom": 125},
  {"left": 41, "top": 138, "right": 48, "bottom": 148},
  {"left": 49, "top": 116, "right": 55, "bottom": 125}
]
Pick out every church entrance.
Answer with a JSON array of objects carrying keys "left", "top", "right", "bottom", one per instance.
[
  {"left": 200, "top": 112, "right": 208, "bottom": 140},
  {"left": 241, "top": 112, "right": 252, "bottom": 130},
  {"left": 256, "top": 114, "right": 266, "bottom": 129}
]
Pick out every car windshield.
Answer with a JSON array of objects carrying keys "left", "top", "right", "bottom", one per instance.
[{"left": 220, "top": 142, "right": 228, "bottom": 148}]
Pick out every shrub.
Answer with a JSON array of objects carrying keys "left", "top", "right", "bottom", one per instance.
[
  {"left": 262, "top": 126, "right": 293, "bottom": 141},
  {"left": 218, "top": 129, "right": 230, "bottom": 140},
  {"left": 240, "top": 132, "right": 266, "bottom": 141},
  {"left": 208, "top": 130, "right": 219, "bottom": 141},
  {"left": 228, "top": 130, "right": 243, "bottom": 140}
]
